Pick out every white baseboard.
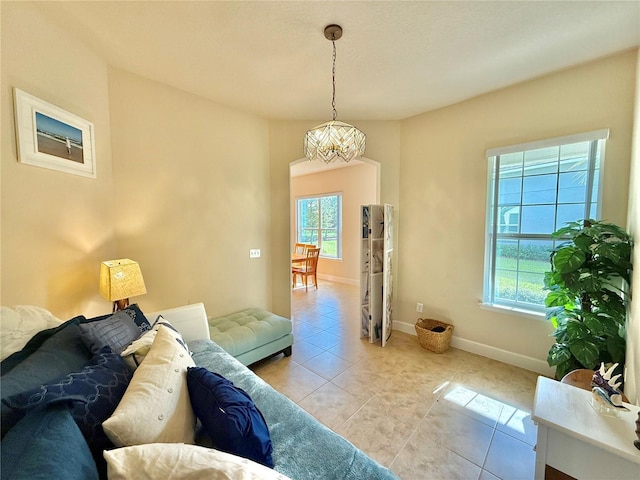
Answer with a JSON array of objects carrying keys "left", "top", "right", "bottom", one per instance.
[
  {"left": 393, "top": 320, "right": 553, "bottom": 376},
  {"left": 317, "top": 273, "right": 358, "bottom": 286}
]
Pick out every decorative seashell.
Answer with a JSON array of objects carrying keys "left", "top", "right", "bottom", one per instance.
[
  {"left": 609, "top": 393, "right": 626, "bottom": 408},
  {"left": 597, "top": 362, "right": 623, "bottom": 391},
  {"left": 592, "top": 363, "right": 624, "bottom": 397},
  {"left": 592, "top": 386, "right": 629, "bottom": 411}
]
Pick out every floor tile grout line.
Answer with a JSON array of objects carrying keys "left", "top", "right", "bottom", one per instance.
[
  {"left": 286, "top": 280, "right": 538, "bottom": 479},
  {"left": 481, "top": 425, "right": 499, "bottom": 471}
]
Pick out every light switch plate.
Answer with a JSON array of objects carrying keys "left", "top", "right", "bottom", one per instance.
[{"left": 250, "top": 249, "right": 261, "bottom": 258}]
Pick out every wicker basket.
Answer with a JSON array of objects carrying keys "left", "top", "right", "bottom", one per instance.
[{"left": 415, "top": 318, "right": 454, "bottom": 353}]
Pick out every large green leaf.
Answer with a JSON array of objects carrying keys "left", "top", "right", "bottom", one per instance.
[
  {"left": 547, "top": 343, "right": 572, "bottom": 366},
  {"left": 554, "top": 358, "right": 583, "bottom": 381},
  {"left": 596, "top": 222, "right": 632, "bottom": 239},
  {"left": 545, "top": 290, "right": 572, "bottom": 308},
  {"left": 607, "top": 335, "right": 626, "bottom": 364},
  {"left": 575, "top": 271, "right": 600, "bottom": 292},
  {"left": 592, "top": 291, "right": 626, "bottom": 315},
  {"left": 573, "top": 233, "right": 594, "bottom": 251},
  {"left": 551, "top": 222, "right": 583, "bottom": 238},
  {"left": 565, "top": 319, "right": 589, "bottom": 339},
  {"left": 596, "top": 242, "right": 632, "bottom": 269},
  {"left": 545, "top": 306, "right": 565, "bottom": 323},
  {"left": 583, "top": 314, "right": 606, "bottom": 336},
  {"left": 553, "top": 246, "right": 586, "bottom": 274},
  {"left": 557, "top": 270, "right": 581, "bottom": 290},
  {"left": 543, "top": 271, "right": 563, "bottom": 289},
  {"left": 551, "top": 324, "right": 568, "bottom": 341},
  {"left": 568, "top": 338, "right": 600, "bottom": 368},
  {"left": 547, "top": 348, "right": 583, "bottom": 380}
]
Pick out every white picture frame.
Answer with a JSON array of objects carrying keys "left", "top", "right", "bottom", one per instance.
[{"left": 13, "top": 88, "right": 96, "bottom": 178}]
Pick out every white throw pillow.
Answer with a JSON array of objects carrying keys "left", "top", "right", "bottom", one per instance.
[
  {"left": 102, "top": 325, "right": 196, "bottom": 446},
  {"left": 120, "top": 327, "right": 157, "bottom": 370},
  {"left": 0, "top": 305, "right": 63, "bottom": 361},
  {"left": 120, "top": 316, "right": 190, "bottom": 371},
  {"left": 104, "top": 443, "right": 291, "bottom": 480}
]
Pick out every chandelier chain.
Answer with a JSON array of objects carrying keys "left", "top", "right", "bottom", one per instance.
[
  {"left": 303, "top": 24, "right": 366, "bottom": 163},
  {"left": 331, "top": 39, "right": 337, "bottom": 121}
]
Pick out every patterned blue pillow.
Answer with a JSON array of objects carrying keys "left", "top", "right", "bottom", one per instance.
[
  {"left": 186, "top": 367, "right": 274, "bottom": 468},
  {"left": 80, "top": 305, "right": 152, "bottom": 355},
  {"left": 85, "top": 304, "right": 150, "bottom": 332},
  {"left": 3, "top": 346, "right": 132, "bottom": 451}
]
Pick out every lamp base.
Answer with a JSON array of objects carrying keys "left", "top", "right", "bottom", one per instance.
[{"left": 113, "top": 298, "right": 130, "bottom": 312}]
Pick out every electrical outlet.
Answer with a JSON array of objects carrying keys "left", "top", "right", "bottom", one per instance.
[
  {"left": 249, "top": 249, "right": 261, "bottom": 258},
  {"left": 416, "top": 302, "right": 423, "bottom": 313}
]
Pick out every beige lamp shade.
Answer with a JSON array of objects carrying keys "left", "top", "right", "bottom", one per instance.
[{"left": 99, "top": 259, "right": 147, "bottom": 302}]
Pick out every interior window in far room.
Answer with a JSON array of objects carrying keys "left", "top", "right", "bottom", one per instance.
[
  {"left": 296, "top": 193, "right": 342, "bottom": 259},
  {"left": 483, "top": 130, "right": 608, "bottom": 315}
]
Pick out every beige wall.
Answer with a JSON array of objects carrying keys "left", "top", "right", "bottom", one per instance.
[
  {"left": 290, "top": 164, "right": 377, "bottom": 284},
  {"left": 108, "top": 68, "right": 272, "bottom": 317},
  {"left": 270, "top": 121, "right": 401, "bottom": 316},
  {"left": 2, "top": 1, "right": 638, "bottom": 386},
  {"left": 1, "top": 2, "right": 116, "bottom": 318},
  {"left": 399, "top": 50, "right": 637, "bottom": 371},
  {"left": 625, "top": 49, "right": 640, "bottom": 403}
]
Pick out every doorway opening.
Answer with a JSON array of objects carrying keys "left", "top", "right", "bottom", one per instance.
[{"left": 289, "top": 157, "right": 380, "bottom": 319}]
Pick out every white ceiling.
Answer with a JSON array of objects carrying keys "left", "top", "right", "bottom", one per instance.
[{"left": 37, "top": 1, "right": 639, "bottom": 122}]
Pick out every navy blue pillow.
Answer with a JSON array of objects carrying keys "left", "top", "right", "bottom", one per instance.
[
  {"left": 0, "top": 405, "right": 99, "bottom": 480},
  {"left": 3, "top": 346, "right": 132, "bottom": 452},
  {"left": 186, "top": 367, "right": 274, "bottom": 468}
]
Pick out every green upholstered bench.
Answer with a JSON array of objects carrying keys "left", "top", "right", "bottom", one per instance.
[{"left": 207, "top": 308, "right": 293, "bottom": 366}]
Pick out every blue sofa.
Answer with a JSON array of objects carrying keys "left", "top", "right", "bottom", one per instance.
[{"left": 0, "top": 303, "right": 398, "bottom": 480}]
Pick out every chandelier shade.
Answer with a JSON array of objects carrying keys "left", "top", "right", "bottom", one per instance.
[
  {"left": 304, "top": 120, "right": 366, "bottom": 164},
  {"left": 304, "top": 25, "right": 366, "bottom": 164}
]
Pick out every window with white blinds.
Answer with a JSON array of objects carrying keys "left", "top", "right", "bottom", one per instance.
[{"left": 483, "top": 130, "right": 608, "bottom": 314}]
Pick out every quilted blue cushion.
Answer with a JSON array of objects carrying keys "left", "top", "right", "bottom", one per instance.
[
  {"left": 0, "top": 405, "right": 98, "bottom": 480},
  {"left": 80, "top": 304, "right": 151, "bottom": 354},
  {"left": 84, "top": 303, "right": 150, "bottom": 329},
  {"left": 3, "top": 346, "right": 132, "bottom": 452},
  {"left": 186, "top": 367, "right": 273, "bottom": 468}
]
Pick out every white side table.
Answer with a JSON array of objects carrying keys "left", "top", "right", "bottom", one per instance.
[{"left": 532, "top": 376, "right": 640, "bottom": 480}]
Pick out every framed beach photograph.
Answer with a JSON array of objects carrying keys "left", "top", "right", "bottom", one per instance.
[{"left": 13, "top": 88, "right": 96, "bottom": 178}]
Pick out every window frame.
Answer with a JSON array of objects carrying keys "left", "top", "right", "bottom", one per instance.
[
  {"left": 295, "top": 192, "right": 343, "bottom": 259},
  {"left": 483, "top": 129, "right": 608, "bottom": 315}
]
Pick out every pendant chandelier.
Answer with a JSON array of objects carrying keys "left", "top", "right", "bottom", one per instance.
[{"left": 304, "top": 25, "right": 366, "bottom": 164}]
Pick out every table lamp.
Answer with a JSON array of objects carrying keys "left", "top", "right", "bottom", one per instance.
[{"left": 99, "top": 259, "right": 147, "bottom": 312}]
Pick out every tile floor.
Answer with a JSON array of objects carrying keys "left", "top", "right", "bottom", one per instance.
[{"left": 251, "top": 280, "right": 540, "bottom": 480}]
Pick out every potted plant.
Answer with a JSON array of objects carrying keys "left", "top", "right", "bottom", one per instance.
[{"left": 544, "top": 219, "right": 633, "bottom": 380}]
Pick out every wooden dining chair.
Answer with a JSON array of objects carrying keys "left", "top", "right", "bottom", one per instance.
[
  {"left": 292, "top": 247, "right": 320, "bottom": 291},
  {"left": 293, "top": 243, "right": 306, "bottom": 255}
]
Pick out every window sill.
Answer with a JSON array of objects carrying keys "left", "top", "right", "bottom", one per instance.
[{"left": 479, "top": 302, "right": 546, "bottom": 322}]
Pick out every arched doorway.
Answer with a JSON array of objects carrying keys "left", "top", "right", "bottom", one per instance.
[{"left": 288, "top": 157, "right": 380, "bottom": 319}]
